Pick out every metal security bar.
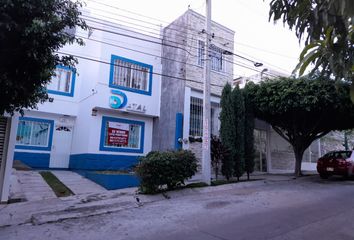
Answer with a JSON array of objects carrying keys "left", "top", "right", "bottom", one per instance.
[
  {"left": 0, "top": 117, "right": 7, "bottom": 167},
  {"left": 189, "top": 97, "right": 220, "bottom": 137}
]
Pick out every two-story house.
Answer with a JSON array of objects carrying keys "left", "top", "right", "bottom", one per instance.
[
  {"left": 152, "top": 10, "right": 235, "bottom": 173},
  {"left": 6, "top": 16, "right": 162, "bottom": 172}
]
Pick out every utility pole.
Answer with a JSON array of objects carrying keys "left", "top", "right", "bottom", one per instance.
[{"left": 202, "top": 0, "right": 211, "bottom": 185}]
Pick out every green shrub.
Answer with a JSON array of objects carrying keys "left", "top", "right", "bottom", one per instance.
[{"left": 136, "top": 150, "right": 198, "bottom": 194}]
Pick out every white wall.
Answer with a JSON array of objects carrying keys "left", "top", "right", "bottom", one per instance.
[{"left": 22, "top": 15, "right": 162, "bottom": 157}]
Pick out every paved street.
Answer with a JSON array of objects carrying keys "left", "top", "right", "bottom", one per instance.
[{"left": 1, "top": 175, "right": 354, "bottom": 240}]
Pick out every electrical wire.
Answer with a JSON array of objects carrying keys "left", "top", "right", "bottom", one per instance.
[
  {"left": 83, "top": 0, "right": 295, "bottom": 70},
  {"left": 57, "top": 51, "right": 228, "bottom": 88},
  {"left": 84, "top": 17, "right": 265, "bottom": 68},
  {"left": 78, "top": 30, "right": 277, "bottom": 78}
]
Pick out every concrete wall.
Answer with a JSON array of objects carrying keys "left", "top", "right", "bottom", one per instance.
[
  {"left": 266, "top": 126, "right": 348, "bottom": 173},
  {"left": 184, "top": 10, "right": 234, "bottom": 96},
  {"left": 153, "top": 9, "right": 234, "bottom": 152},
  {"left": 152, "top": 11, "right": 188, "bottom": 151}
]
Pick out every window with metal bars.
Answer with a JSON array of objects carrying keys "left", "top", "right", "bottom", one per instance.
[
  {"left": 189, "top": 97, "right": 220, "bottom": 137},
  {"left": 109, "top": 55, "right": 153, "bottom": 95},
  {"left": 197, "top": 41, "right": 224, "bottom": 72}
]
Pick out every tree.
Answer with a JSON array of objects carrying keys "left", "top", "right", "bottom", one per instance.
[
  {"left": 243, "top": 86, "right": 255, "bottom": 180},
  {"left": 0, "top": 0, "right": 87, "bottom": 115},
  {"left": 219, "top": 83, "right": 235, "bottom": 180},
  {"left": 246, "top": 76, "right": 354, "bottom": 177},
  {"left": 210, "top": 135, "right": 230, "bottom": 180},
  {"left": 232, "top": 86, "right": 245, "bottom": 181},
  {"left": 268, "top": 0, "right": 354, "bottom": 84}
]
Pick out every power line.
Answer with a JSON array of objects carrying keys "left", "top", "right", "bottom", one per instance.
[
  {"left": 79, "top": 30, "right": 276, "bottom": 78},
  {"left": 83, "top": 5, "right": 218, "bottom": 48},
  {"left": 235, "top": 41, "right": 297, "bottom": 60},
  {"left": 57, "top": 51, "right": 227, "bottom": 88},
  {"left": 84, "top": 3, "right": 235, "bottom": 46},
  {"left": 77, "top": 34, "right": 202, "bottom": 69},
  {"left": 82, "top": 15, "right": 162, "bottom": 39},
  {"left": 89, "top": 25, "right": 194, "bottom": 56},
  {"left": 83, "top": 1, "right": 293, "bottom": 72},
  {"left": 86, "top": 18, "right": 265, "bottom": 68},
  {"left": 78, "top": 23, "right": 279, "bottom": 78},
  {"left": 83, "top": 17, "right": 199, "bottom": 57}
]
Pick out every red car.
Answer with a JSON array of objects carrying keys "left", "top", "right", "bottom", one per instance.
[{"left": 317, "top": 150, "right": 354, "bottom": 179}]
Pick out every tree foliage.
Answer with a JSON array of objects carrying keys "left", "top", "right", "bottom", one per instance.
[
  {"left": 246, "top": 76, "right": 354, "bottom": 176},
  {"left": 268, "top": 0, "right": 354, "bottom": 83},
  {"left": 0, "top": 0, "right": 88, "bottom": 115},
  {"left": 232, "top": 86, "right": 245, "bottom": 180},
  {"left": 219, "top": 84, "right": 251, "bottom": 181},
  {"left": 243, "top": 85, "right": 255, "bottom": 180},
  {"left": 210, "top": 135, "right": 230, "bottom": 180},
  {"left": 219, "top": 83, "right": 235, "bottom": 180}
]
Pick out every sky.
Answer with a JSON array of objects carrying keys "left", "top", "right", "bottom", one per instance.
[{"left": 84, "top": 0, "right": 304, "bottom": 78}]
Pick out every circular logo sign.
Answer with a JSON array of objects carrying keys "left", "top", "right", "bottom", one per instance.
[{"left": 109, "top": 90, "right": 127, "bottom": 109}]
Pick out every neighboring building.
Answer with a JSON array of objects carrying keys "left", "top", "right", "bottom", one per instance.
[
  {"left": 233, "top": 68, "right": 287, "bottom": 88},
  {"left": 0, "top": 13, "right": 163, "bottom": 201},
  {"left": 152, "top": 10, "right": 235, "bottom": 173},
  {"left": 236, "top": 69, "right": 353, "bottom": 174}
]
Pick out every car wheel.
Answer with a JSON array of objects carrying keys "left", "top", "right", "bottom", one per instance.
[{"left": 320, "top": 173, "right": 329, "bottom": 179}]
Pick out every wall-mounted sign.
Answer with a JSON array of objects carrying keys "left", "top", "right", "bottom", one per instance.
[
  {"left": 109, "top": 89, "right": 127, "bottom": 109},
  {"left": 107, "top": 121, "right": 129, "bottom": 146},
  {"left": 126, "top": 103, "right": 146, "bottom": 113}
]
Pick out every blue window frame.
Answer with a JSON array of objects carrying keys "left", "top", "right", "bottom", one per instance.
[
  {"left": 15, "top": 117, "right": 54, "bottom": 151},
  {"left": 99, "top": 116, "right": 145, "bottom": 153},
  {"left": 47, "top": 65, "right": 76, "bottom": 97},
  {"left": 109, "top": 55, "right": 153, "bottom": 96}
]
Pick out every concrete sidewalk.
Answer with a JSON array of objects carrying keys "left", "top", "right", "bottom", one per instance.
[
  {"left": 51, "top": 170, "right": 107, "bottom": 195},
  {"left": 0, "top": 173, "right": 309, "bottom": 228},
  {"left": 10, "top": 170, "right": 56, "bottom": 201}
]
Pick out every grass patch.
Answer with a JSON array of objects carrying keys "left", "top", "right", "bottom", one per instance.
[{"left": 39, "top": 171, "right": 74, "bottom": 197}]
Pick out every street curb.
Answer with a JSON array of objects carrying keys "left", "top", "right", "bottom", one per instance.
[
  {"left": 0, "top": 176, "right": 296, "bottom": 227},
  {"left": 31, "top": 201, "right": 138, "bottom": 225}
]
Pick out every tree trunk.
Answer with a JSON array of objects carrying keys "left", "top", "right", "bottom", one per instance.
[
  {"left": 294, "top": 148, "right": 305, "bottom": 177},
  {"left": 247, "top": 171, "right": 250, "bottom": 181}
]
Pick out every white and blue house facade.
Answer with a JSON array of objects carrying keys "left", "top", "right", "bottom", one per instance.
[{"left": 11, "top": 18, "right": 162, "bottom": 172}]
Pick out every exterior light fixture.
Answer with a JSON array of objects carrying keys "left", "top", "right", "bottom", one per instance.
[{"left": 222, "top": 50, "right": 233, "bottom": 55}]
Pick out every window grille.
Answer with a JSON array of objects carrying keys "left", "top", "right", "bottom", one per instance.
[
  {"left": 189, "top": 97, "right": 220, "bottom": 137},
  {"left": 210, "top": 44, "right": 223, "bottom": 72},
  {"left": 112, "top": 58, "right": 149, "bottom": 91},
  {"left": 197, "top": 41, "right": 224, "bottom": 72}
]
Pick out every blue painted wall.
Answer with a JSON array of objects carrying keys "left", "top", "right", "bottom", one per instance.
[
  {"left": 14, "top": 152, "right": 50, "bottom": 168},
  {"left": 69, "top": 154, "right": 139, "bottom": 170},
  {"left": 76, "top": 171, "right": 139, "bottom": 190}
]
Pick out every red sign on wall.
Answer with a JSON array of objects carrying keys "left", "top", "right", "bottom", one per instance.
[{"left": 107, "top": 122, "right": 129, "bottom": 146}]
